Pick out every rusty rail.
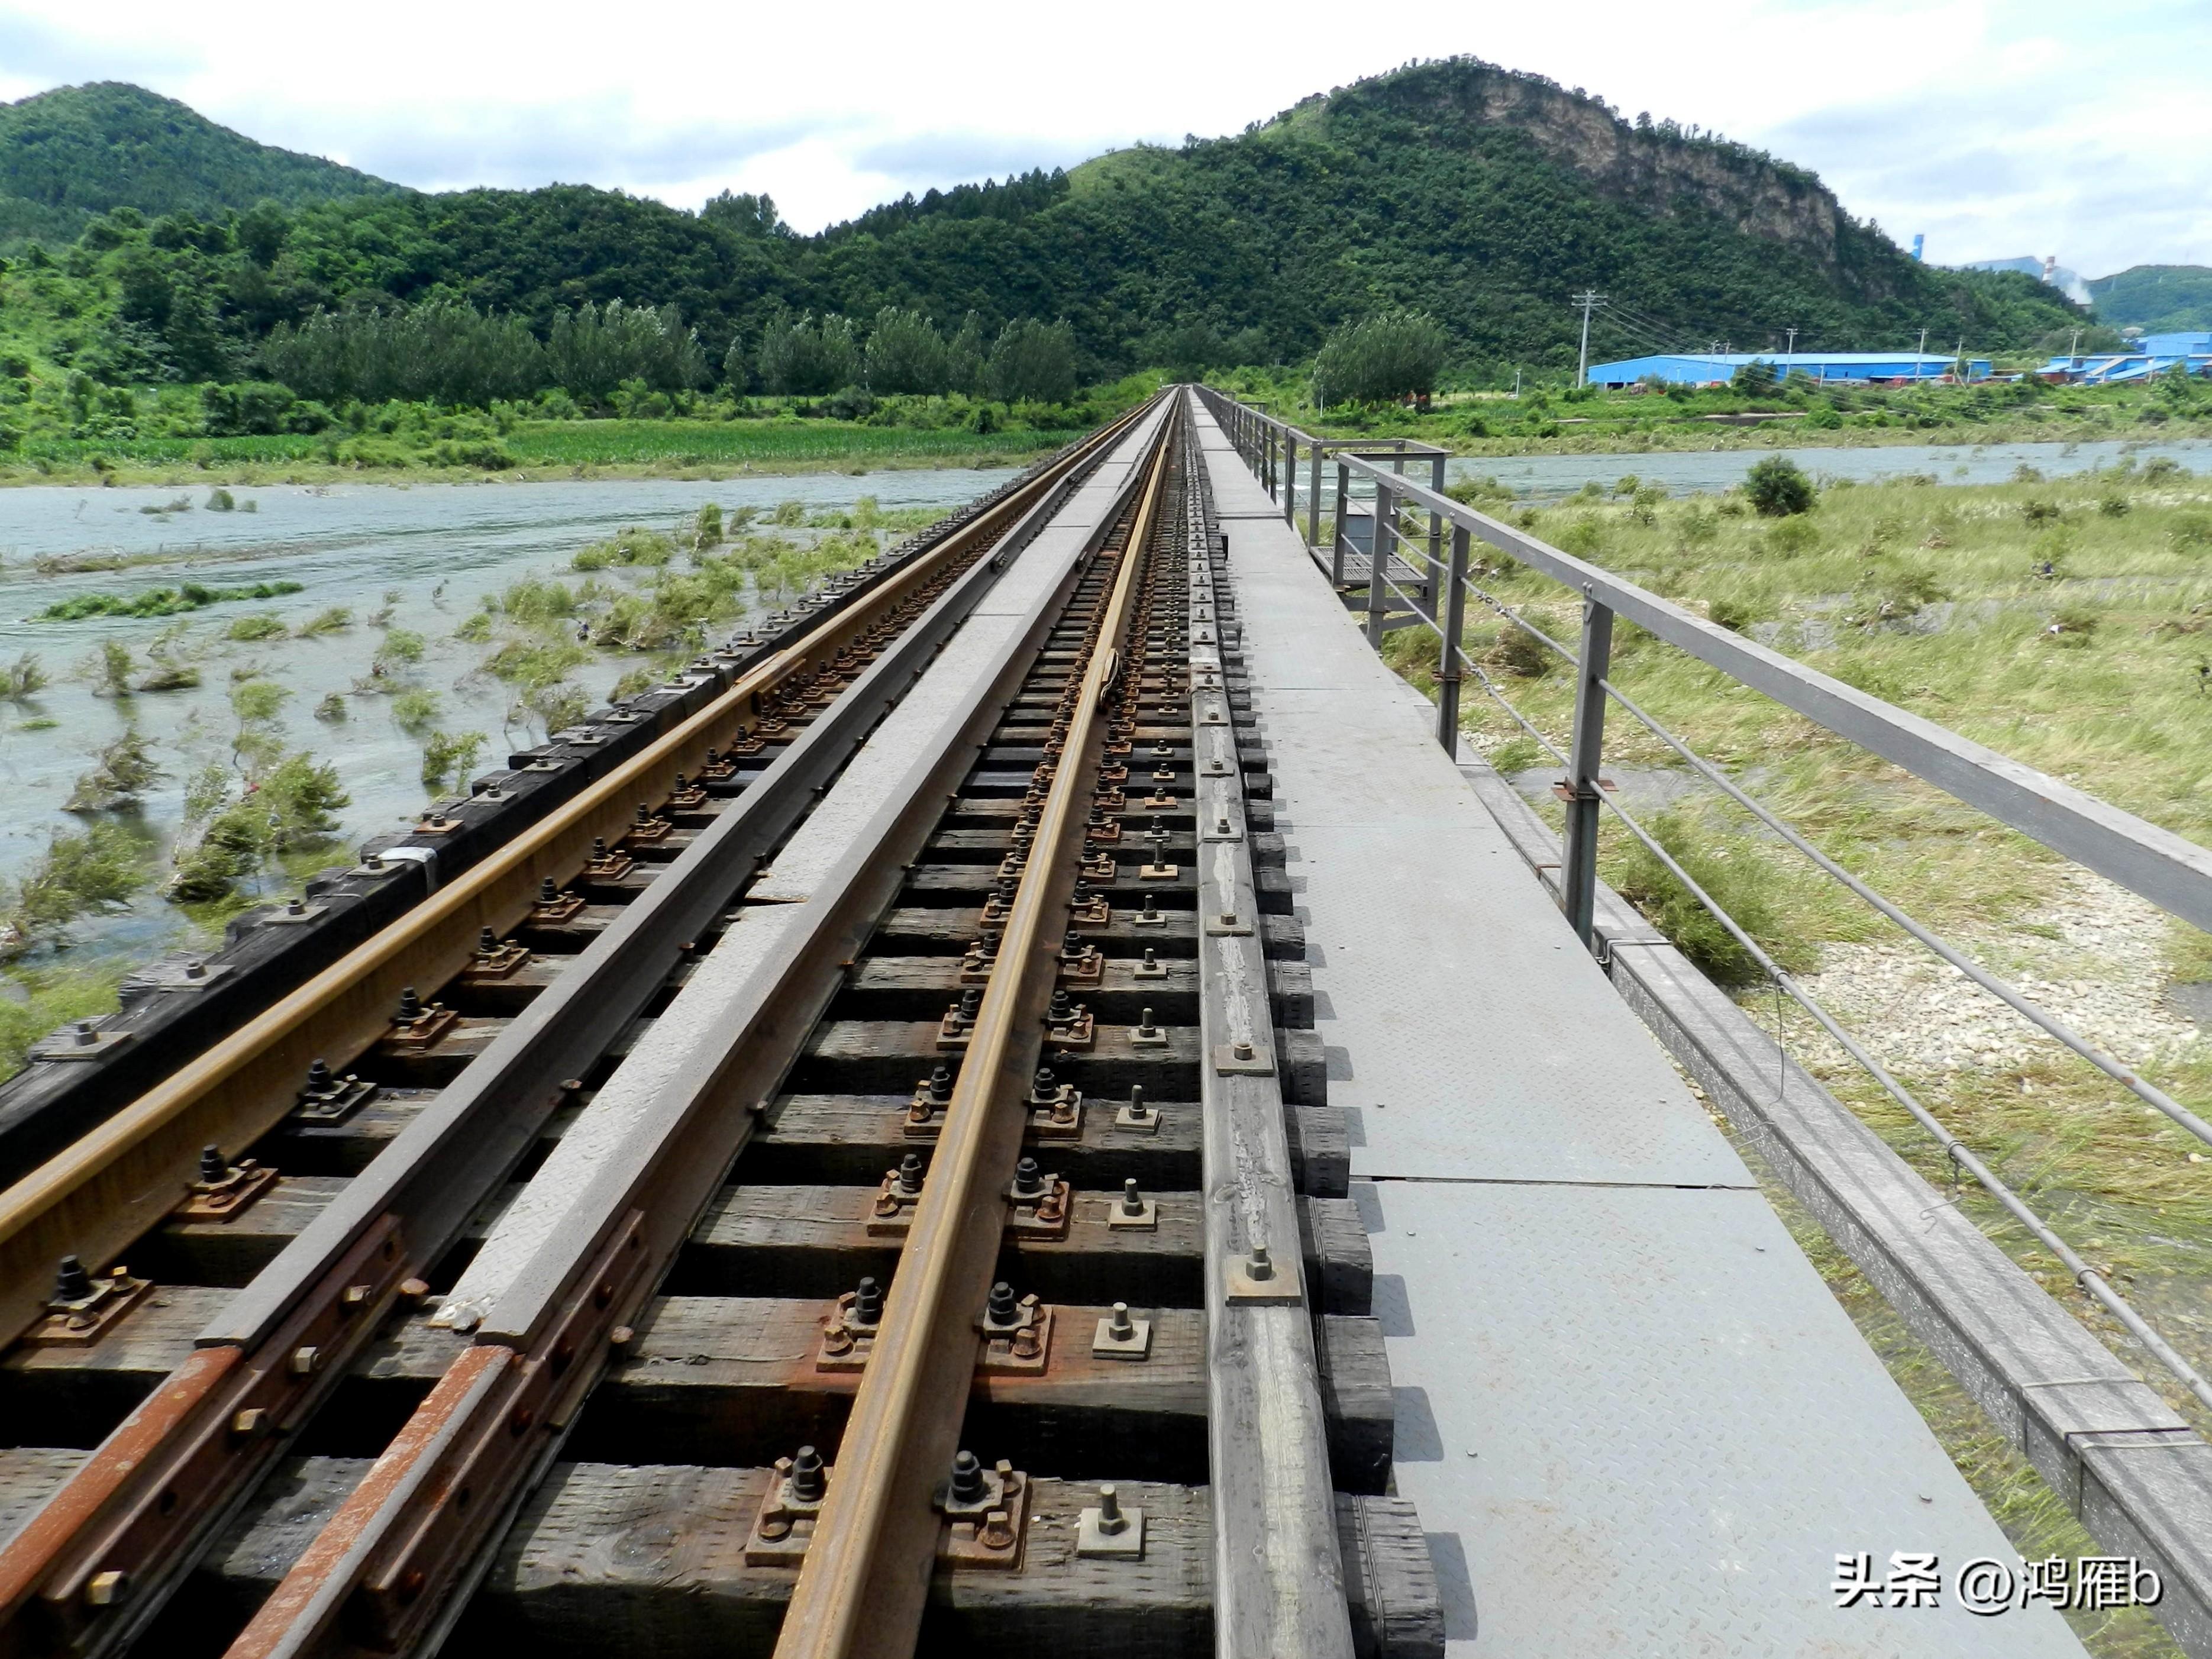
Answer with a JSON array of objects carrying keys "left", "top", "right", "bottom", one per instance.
[
  {"left": 0, "top": 401, "right": 1162, "bottom": 1659},
  {"left": 770, "top": 419, "right": 1171, "bottom": 1659}
]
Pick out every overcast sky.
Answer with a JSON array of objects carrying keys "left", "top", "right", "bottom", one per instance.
[{"left": 1, "top": 0, "right": 2204, "bottom": 280}]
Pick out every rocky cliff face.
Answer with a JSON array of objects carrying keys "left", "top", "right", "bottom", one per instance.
[{"left": 1323, "top": 59, "right": 1908, "bottom": 299}]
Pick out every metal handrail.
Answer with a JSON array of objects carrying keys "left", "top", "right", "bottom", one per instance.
[
  {"left": 1342, "top": 441, "right": 2212, "bottom": 935},
  {"left": 1195, "top": 386, "right": 2212, "bottom": 941},
  {"left": 1196, "top": 381, "right": 2212, "bottom": 1418},
  {"left": 1354, "top": 483, "right": 2212, "bottom": 1146},
  {"left": 1584, "top": 756, "right": 2212, "bottom": 1416}
]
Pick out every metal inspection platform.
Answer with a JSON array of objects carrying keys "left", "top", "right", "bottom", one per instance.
[{"left": 1190, "top": 395, "right": 2085, "bottom": 1657}]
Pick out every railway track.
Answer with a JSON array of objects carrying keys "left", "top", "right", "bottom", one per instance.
[{"left": 0, "top": 394, "right": 1440, "bottom": 1659}]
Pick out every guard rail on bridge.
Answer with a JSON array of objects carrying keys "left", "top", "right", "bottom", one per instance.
[{"left": 1199, "top": 384, "right": 2212, "bottom": 1657}]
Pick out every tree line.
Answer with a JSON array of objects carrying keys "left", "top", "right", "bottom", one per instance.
[
  {"left": 1, "top": 57, "right": 2082, "bottom": 420},
  {"left": 254, "top": 299, "right": 1081, "bottom": 408}
]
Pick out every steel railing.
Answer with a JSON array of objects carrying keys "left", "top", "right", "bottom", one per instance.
[{"left": 1196, "top": 383, "right": 2212, "bottom": 1419}]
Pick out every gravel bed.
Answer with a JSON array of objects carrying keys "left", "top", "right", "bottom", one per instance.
[{"left": 1791, "top": 867, "right": 2198, "bottom": 1077}]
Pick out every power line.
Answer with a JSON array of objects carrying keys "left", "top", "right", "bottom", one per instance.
[
  {"left": 1603, "top": 308, "right": 1696, "bottom": 356},
  {"left": 1598, "top": 314, "right": 1681, "bottom": 356}
]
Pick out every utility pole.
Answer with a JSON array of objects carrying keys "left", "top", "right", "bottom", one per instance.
[
  {"left": 1572, "top": 290, "right": 1606, "bottom": 384},
  {"left": 2068, "top": 327, "right": 2082, "bottom": 363},
  {"left": 1513, "top": 365, "right": 1522, "bottom": 399},
  {"left": 1784, "top": 325, "right": 1799, "bottom": 360}
]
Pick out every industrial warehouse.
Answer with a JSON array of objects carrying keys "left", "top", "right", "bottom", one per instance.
[{"left": 1584, "top": 350, "right": 1990, "bottom": 388}]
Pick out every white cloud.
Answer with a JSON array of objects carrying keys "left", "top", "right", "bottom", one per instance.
[{"left": 1, "top": 0, "right": 2204, "bottom": 274}]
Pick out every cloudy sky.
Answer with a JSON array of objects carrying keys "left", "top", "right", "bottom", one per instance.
[{"left": 1, "top": 0, "right": 2204, "bottom": 279}]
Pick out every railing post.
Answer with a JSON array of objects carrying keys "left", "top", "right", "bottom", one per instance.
[
  {"left": 1367, "top": 481, "right": 1394, "bottom": 647},
  {"left": 1561, "top": 585, "right": 1613, "bottom": 950},
  {"left": 1283, "top": 430, "right": 1296, "bottom": 525},
  {"left": 1435, "top": 524, "right": 1470, "bottom": 757},
  {"left": 1427, "top": 451, "right": 1446, "bottom": 606},
  {"left": 1307, "top": 441, "right": 1324, "bottom": 552},
  {"left": 1332, "top": 460, "right": 1349, "bottom": 587}
]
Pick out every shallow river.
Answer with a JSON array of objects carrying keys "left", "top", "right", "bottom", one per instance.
[
  {"left": 3, "top": 430, "right": 2207, "bottom": 971},
  {"left": 0, "top": 467, "right": 1019, "bottom": 966}
]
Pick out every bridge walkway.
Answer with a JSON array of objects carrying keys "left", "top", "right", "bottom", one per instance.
[{"left": 1190, "top": 393, "right": 2085, "bottom": 1657}]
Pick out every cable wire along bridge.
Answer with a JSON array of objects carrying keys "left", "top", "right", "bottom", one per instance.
[{"left": 0, "top": 388, "right": 2200, "bottom": 1658}]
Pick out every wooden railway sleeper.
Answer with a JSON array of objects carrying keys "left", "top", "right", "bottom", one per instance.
[
  {"left": 0, "top": 399, "right": 1168, "bottom": 1659},
  {"left": 162, "top": 399, "right": 1182, "bottom": 1659}
]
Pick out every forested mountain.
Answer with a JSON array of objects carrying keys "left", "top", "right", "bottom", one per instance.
[
  {"left": 0, "top": 83, "right": 402, "bottom": 250},
  {"left": 0, "top": 59, "right": 2081, "bottom": 399},
  {"left": 806, "top": 62, "right": 2079, "bottom": 370},
  {"left": 2088, "top": 266, "right": 2212, "bottom": 334}
]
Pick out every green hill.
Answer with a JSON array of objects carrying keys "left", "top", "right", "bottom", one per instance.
[
  {"left": 0, "top": 60, "right": 2080, "bottom": 400},
  {"left": 2088, "top": 265, "right": 2212, "bottom": 334},
  {"left": 0, "top": 82, "right": 403, "bottom": 249},
  {"left": 805, "top": 59, "right": 2079, "bottom": 372}
]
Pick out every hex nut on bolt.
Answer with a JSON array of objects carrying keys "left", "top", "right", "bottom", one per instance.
[
  {"left": 1076, "top": 1484, "right": 1145, "bottom": 1558},
  {"left": 1092, "top": 1300, "right": 1152, "bottom": 1360}
]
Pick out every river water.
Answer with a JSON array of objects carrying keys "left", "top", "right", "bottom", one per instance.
[
  {"left": 2, "top": 430, "right": 2206, "bottom": 973},
  {"left": 1446, "top": 434, "right": 2212, "bottom": 499},
  {"left": 0, "top": 466, "right": 1019, "bottom": 968}
]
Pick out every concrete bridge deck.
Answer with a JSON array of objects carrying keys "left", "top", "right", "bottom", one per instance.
[{"left": 1190, "top": 393, "right": 2084, "bottom": 1657}]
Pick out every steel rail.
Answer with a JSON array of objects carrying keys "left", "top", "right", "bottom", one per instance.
[
  {"left": 199, "top": 399, "right": 1174, "bottom": 1659},
  {"left": 0, "top": 402, "right": 1161, "bottom": 1659},
  {"left": 1178, "top": 402, "right": 1356, "bottom": 1659},
  {"left": 773, "top": 420, "right": 1173, "bottom": 1659}
]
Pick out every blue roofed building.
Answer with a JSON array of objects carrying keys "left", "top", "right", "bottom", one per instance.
[
  {"left": 1585, "top": 352, "right": 1988, "bottom": 389},
  {"left": 2039, "top": 333, "right": 2212, "bottom": 385}
]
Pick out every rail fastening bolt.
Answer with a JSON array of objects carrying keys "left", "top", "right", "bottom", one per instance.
[
  {"left": 54, "top": 1255, "right": 92, "bottom": 1303},
  {"left": 790, "top": 1445, "right": 828, "bottom": 1504},
  {"left": 949, "top": 1450, "right": 986, "bottom": 1505},
  {"left": 1095, "top": 1484, "right": 1128, "bottom": 1535}
]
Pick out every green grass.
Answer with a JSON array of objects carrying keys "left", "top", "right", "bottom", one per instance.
[
  {"left": 36, "top": 581, "right": 303, "bottom": 622},
  {"left": 1210, "top": 364, "right": 2212, "bottom": 459},
  {"left": 0, "top": 964, "right": 134, "bottom": 1083},
  {"left": 0, "top": 417, "right": 1081, "bottom": 486},
  {"left": 501, "top": 418, "right": 1077, "bottom": 467},
  {"left": 1402, "top": 460, "right": 2212, "bottom": 1457}
]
